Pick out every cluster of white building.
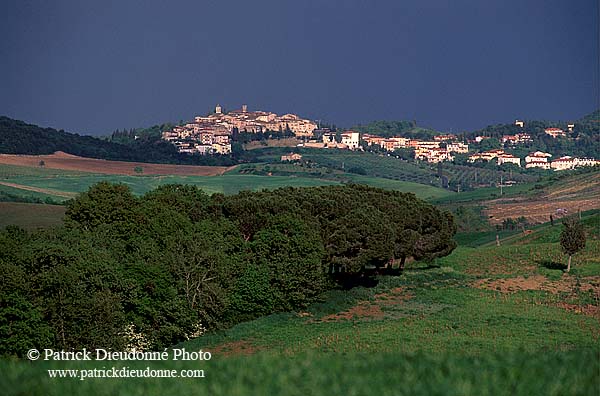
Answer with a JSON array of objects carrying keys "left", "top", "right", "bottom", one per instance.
[
  {"left": 162, "top": 110, "right": 597, "bottom": 170},
  {"left": 525, "top": 151, "right": 598, "bottom": 171},
  {"left": 162, "top": 104, "right": 318, "bottom": 155},
  {"left": 468, "top": 150, "right": 598, "bottom": 171},
  {"left": 469, "top": 149, "right": 522, "bottom": 166},
  {"left": 358, "top": 133, "right": 468, "bottom": 163}
]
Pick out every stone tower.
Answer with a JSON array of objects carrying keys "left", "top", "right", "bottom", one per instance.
[{"left": 215, "top": 104, "right": 222, "bottom": 114}]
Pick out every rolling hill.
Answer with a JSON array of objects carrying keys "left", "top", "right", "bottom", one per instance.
[{"left": 0, "top": 116, "right": 234, "bottom": 165}]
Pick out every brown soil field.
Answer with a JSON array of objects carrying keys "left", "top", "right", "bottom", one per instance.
[
  {"left": 211, "top": 340, "right": 261, "bottom": 357},
  {"left": 0, "top": 152, "right": 234, "bottom": 176},
  {"left": 484, "top": 198, "right": 599, "bottom": 225},
  {"left": 473, "top": 274, "right": 600, "bottom": 318},
  {"left": 318, "top": 287, "right": 413, "bottom": 322},
  {"left": 484, "top": 172, "right": 600, "bottom": 224},
  {"left": 472, "top": 274, "right": 600, "bottom": 296}
]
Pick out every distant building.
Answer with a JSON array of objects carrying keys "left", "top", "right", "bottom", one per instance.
[
  {"left": 416, "top": 147, "right": 454, "bottom": 163},
  {"left": 341, "top": 131, "right": 360, "bottom": 150},
  {"left": 502, "top": 133, "right": 532, "bottom": 145},
  {"left": 525, "top": 151, "right": 552, "bottom": 164},
  {"left": 281, "top": 153, "right": 303, "bottom": 162},
  {"left": 525, "top": 161, "right": 551, "bottom": 170},
  {"left": 446, "top": 142, "right": 469, "bottom": 154},
  {"left": 468, "top": 149, "right": 505, "bottom": 162},
  {"left": 545, "top": 128, "right": 566, "bottom": 138},
  {"left": 550, "top": 156, "right": 598, "bottom": 171},
  {"left": 497, "top": 153, "right": 521, "bottom": 167},
  {"left": 434, "top": 134, "right": 457, "bottom": 141},
  {"left": 322, "top": 132, "right": 337, "bottom": 147},
  {"left": 574, "top": 157, "right": 599, "bottom": 167},
  {"left": 212, "top": 143, "right": 232, "bottom": 155},
  {"left": 162, "top": 103, "right": 317, "bottom": 155},
  {"left": 550, "top": 156, "right": 576, "bottom": 171},
  {"left": 515, "top": 120, "right": 524, "bottom": 128}
]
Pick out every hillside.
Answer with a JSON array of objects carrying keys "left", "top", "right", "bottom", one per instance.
[
  {"left": 467, "top": 110, "right": 600, "bottom": 158},
  {"left": 0, "top": 116, "right": 235, "bottom": 165},
  {"left": 5, "top": 212, "right": 598, "bottom": 394}
]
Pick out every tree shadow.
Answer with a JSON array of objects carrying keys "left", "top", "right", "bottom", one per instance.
[
  {"left": 335, "top": 274, "right": 380, "bottom": 289},
  {"left": 405, "top": 264, "right": 441, "bottom": 272},
  {"left": 537, "top": 260, "right": 567, "bottom": 271}
]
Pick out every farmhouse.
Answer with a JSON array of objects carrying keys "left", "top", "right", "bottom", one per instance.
[
  {"left": 496, "top": 153, "right": 521, "bottom": 167},
  {"left": 434, "top": 134, "right": 456, "bottom": 141},
  {"left": 525, "top": 160, "right": 551, "bottom": 170},
  {"left": 341, "top": 131, "right": 361, "bottom": 150},
  {"left": 501, "top": 133, "right": 532, "bottom": 145},
  {"left": 446, "top": 142, "right": 469, "bottom": 153},
  {"left": 545, "top": 128, "right": 566, "bottom": 138},
  {"left": 548, "top": 156, "right": 598, "bottom": 171},
  {"left": 416, "top": 147, "right": 454, "bottom": 163},
  {"left": 468, "top": 149, "right": 505, "bottom": 162},
  {"left": 281, "top": 153, "right": 303, "bottom": 162},
  {"left": 525, "top": 151, "right": 552, "bottom": 163}
]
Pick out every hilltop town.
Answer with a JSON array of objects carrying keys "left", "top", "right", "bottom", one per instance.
[
  {"left": 161, "top": 104, "right": 317, "bottom": 155},
  {"left": 161, "top": 106, "right": 598, "bottom": 172}
]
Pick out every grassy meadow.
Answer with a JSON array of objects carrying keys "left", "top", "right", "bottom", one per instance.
[
  {"left": 0, "top": 162, "right": 451, "bottom": 202},
  {"left": 4, "top": 213, "right": 599, "bottom": 395},
  {"left": 0, "top": 202, "right": 66, "bottom": 230}
]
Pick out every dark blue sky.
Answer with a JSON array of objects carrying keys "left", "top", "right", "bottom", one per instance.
[{"left": 1, "top": 0, "right": 598, "bottom": 135}]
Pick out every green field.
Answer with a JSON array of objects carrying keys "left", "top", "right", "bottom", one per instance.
[
  {"left": 251, "top": 147, "right": 537, "bottom": 187},
  {"left": 0, "top": 183, "right": 67, "bottom": 203},
  {"left": 233, "top": 163, "right": 453, "bottom": 200},
  {"left": 0, "top": 202, "right": 66, "bottom": 230},
  {"left": 4, "top": 215, "right": 599, "bottom": 395},
  {"left": 0, "top": 163, "right": 451, "bottom": 200},
  {"left": 0, "top": 162, "right": 450, "bottom": 230}
]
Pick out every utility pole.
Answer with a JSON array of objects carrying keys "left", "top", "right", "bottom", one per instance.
[{"left": 500, "top": 174, "right": 503, "bottom": 196}]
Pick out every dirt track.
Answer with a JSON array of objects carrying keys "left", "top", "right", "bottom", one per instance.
[
  {"left": 0, "top": 152, "right": 234, "bottom": 176},
  {"left": 0, "top": 181, "right": 77, "bottom": 198}
]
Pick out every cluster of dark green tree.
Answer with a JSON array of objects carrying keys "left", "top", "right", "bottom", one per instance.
[
  {"left": 0, "top": 183, "right": 455, "bottom": 356},
  {"left": 232, "top": 127, "right": 296, "bottom": 144},
  {"left": 0, "top": 117, "right": 235, "bottom": 166}
]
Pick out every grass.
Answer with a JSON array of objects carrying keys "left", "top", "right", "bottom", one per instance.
[
  {"left": 250, "top": 147, "right": 536, "bottom": 188},
  {"left": 1, "top": 349, "right": 597, "bottom": 396},
  {"left": 0, "top": 202, "right": 66, "bottom": 230},
  {"left": 0, "top": 163, "right": 90, "bottom": 178},
  {"left": 0, "top": 173, "right": 339, "bottom": 196},
  {"left": 433, "top": 181, "right": 544, "bottom": 205},
  {"left": 454, "top": 209, "right": 600, "bottom": 248},
  {"left": 233, "top": 163, "right": 453, "bottom": 200},
  {"left": 0, "top": 163, "right": 451, "bottom": 200},
  {"left": 0, "top": 183, "right": 67, "bottom": 203},
  {"left": 1, "top": 162, "right": 598, "bottom": 394},
  {"left": 3, "top": 218, "right": 599, "bottom": 394}
]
